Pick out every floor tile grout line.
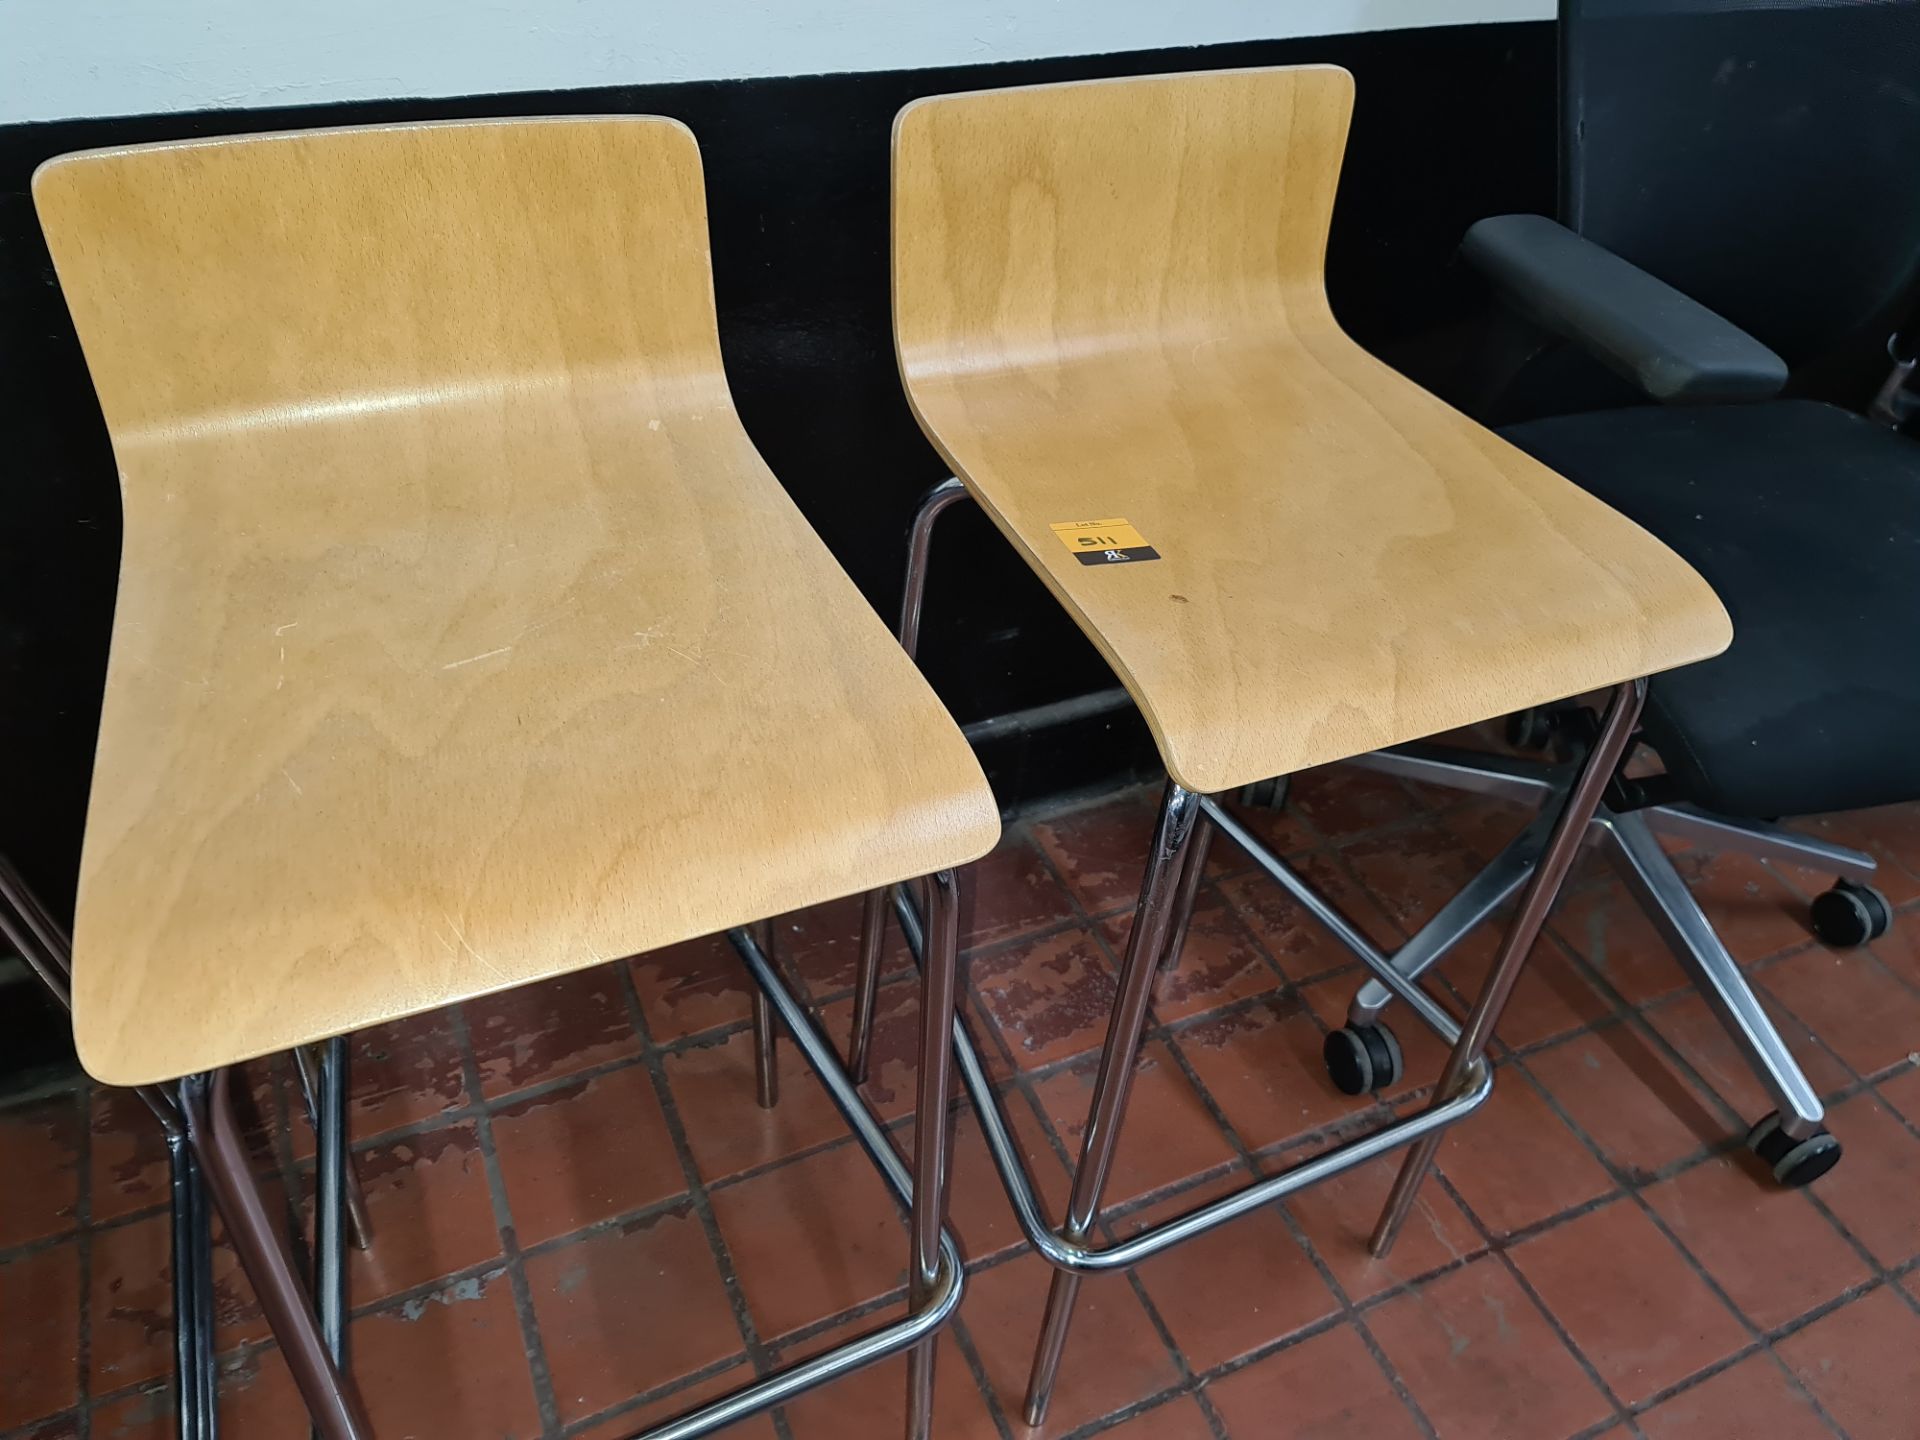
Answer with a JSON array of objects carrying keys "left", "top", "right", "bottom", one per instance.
[
  {"left": 665, "top": 1109, "right": 913, "bottom": 1200},
  {"left": 89, "top": 1240, "right": 1051, "bottom": 1435},
  {"left": 470, "top": 979, "right": 1403, "bottom": 1280},
  {"left": 1859, "top": 1065, "right": 1920, "bottom": 1145},
  {"left": 1503, "top": 1054, "right": 1855, "bottom": 1438},
  {"left": 72, "top": 1261, "right": 517, "bottom": 1418},
  {"left": 614, "top": 954, "right": 796, "bottom": 1440},
  {"left": 1802, "top": 1170, "right": 1915, "bottom": 1284},
  {"left": 445, "top": 1003, "right": 567, "bottom": 1438},
  {"left": 0, "top": 1068, "right": 90, "bottom": 1115},
  {"left": 556, "top": 1351, "right": 756, "bottom": 1439},
  {"left": 0, "top": 1222, "right": 103, "bottom": 1267},
  {"left": 1495, "top": 1247, "right": 1647, "bottom": 1438},
  {"left": 1719, "top": 940, "right": 1920, "bottom": 1308},
  {"left": 945, "top": 1315, "right": 1019, "bottom": 1440},
  {"left": 71, "top": 1214, "right": 1692, "bottom": 1440},
  {"left": 1275, "top": 1192, "right": 1452, "bottom": 1440},
  {"left": 0, "top": 1046, "right": 961, "bottom": 1273},
  {"left": 1152, "top": 997, "right": 1444, "bottom": 1440},
  {"left": 62, "top": 1051, "right": 1641, "bottom": 1296},
  {"left": 1043, "top": 1380, "right": 1204, "bottom": 1440},
  {"left": 1754, "top": 849, "right": 1920, "bottom": 1009},
  {"left": 1743, "top": 948, "right": 1909, "bottom": 1088},
  {"left": 1747, "top": 944, "right": 1920, "bottom": 1105},
  {"left": 1528, "top": 941, "right": 1753, "bottom": 1136},
  {"left": 1422, "top": 1151, "right": 1645, "bottom": 1439}
]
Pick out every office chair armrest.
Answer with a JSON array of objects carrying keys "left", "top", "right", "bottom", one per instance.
[{"left": 1461, "top": 214, "right": 1788, "bottom": 403}]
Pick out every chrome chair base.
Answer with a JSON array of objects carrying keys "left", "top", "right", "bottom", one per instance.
[{"left": 1345, "top": 740, "right": 1878, "bottom": 1151}]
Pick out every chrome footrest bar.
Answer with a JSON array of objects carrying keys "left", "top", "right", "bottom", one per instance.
[
  {"left": 890, "top": 885, "right": 1492, "bottom": 1274},
  {"left": 619, "top": 925, "right": 966, "bottom": 1440}
]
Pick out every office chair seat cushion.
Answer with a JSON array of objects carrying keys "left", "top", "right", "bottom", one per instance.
[{"left": 1502, "top": 399, "right": 1920, "bottom": 819}]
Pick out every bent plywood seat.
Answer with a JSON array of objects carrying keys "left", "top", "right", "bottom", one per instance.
[
  {"left": 892, "top": 65, "right": 1731, "bottom": 796},
  {"left": 36, "top": 117, "right": 1000, "bottom": 1087}
]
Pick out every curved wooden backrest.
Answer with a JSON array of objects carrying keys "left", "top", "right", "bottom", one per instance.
[
  {"left": 33, "top": 118, "right": 1000, "bottom": 1085},
  {"left": 894, "top": 65, "right": 1355, "bottom": 384},
  {"left": 891, "top": 68, "right": 1731, "bottom": 794},
  {"left": 37, "top": 116, "right": 725, "bottom": 443}
]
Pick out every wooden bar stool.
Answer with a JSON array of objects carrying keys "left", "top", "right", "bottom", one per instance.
[
  {"left": 857, "top": 65, "right": 1733, "bottom": 1424},
  {"left": 34, "top": 115, "right": 999, "bottom": 1440}
]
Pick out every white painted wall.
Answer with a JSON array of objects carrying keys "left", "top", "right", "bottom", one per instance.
[{"left": 1, "top": 0, "right": 1550, "bottom": 127}]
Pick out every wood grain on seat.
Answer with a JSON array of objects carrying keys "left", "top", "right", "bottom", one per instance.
[
  {"left": 36, "top": 118, "right": 999, "bottom": 1086},
  {"left": 892, "top": 66, "right": 1731, "bottom": 796}
]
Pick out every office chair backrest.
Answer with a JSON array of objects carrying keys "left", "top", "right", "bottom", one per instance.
[
  {"left": 1563, "top": 0, "right": 1920, "bottom": 375},
  {"left": 893, "top": 65, "right": 1356, "bottom": 383},
  {"left": 34, "top": 117, "right": 727, "bottom": 448}
]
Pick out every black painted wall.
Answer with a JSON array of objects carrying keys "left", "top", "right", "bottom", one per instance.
[{"left": 0, "top": 23, "right": 1554, "bottom": 926}]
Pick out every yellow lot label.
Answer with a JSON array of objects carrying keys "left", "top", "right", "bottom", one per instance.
[{"left": 1048, "top": 518, "right": 1150, "bottom": 554}]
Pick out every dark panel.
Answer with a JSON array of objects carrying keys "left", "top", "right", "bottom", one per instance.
[
  {"left": 1564, "top": 0, "right": 1920, "bottom": 391},
  {"left": 0, "top": 23, "right": 1554, "bottom": 934}
]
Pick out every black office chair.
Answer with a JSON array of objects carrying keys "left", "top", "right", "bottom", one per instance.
[{"left": 1317, "top": 0, "right": 1920, "bottom": 1188}]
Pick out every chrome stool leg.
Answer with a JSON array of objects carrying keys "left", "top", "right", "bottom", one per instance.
[
  {"left": 165, "top": 1112, "right": 218, "bottom": 1439},
  {"left": 1156, "top": 810, "right": 1215, "bottom": 975},
  {"left": 181, "top": 1070, "right": 374, "bottom": 1440},
  {"left": 751, "top": 918, "right": 781, "bottom": 1108},
  {"left": 847, "top": 477, "right": 969, "bottom": 1080},
  {"left": 751, "top": 992, "right": 780, "bottom": 1109},
  {"left": 906, "top": 870, "right": 963, "bottom": 1438},
  {"left": 293, "top": 1046, "right": 373, "bottom": 1252},
  {"left": 1370, "top": 679, "right": 1645, "bottom": 1255},
  {"left": 312, "top": 1038, "right": 351, "bottom": 1388},
  {"left": 848, "top": 887, "right": 891, "bottom": 1083},
  {"left": 1024, "top": 781, "right": 1201, "bottom": 1424},
  {"left": 188, "top": 1141, "right": 218, "bottom": 1438}
]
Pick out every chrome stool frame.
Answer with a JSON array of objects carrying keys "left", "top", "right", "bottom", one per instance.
[
  {"left": 5, "top": 844, "right": 970, "bottom": 1440},
  {"left": 187, "top": 877, "right": 968, "bottom": 1440},
  {"left": 666, "top": 898, "right": 968, "bottom": 1440},
  {"left": 851, "top": 478, "right": 1648, "bottom": 1424},
  {"left": 1337, "top": 740, "right": 1878, "bottom": 1163}
]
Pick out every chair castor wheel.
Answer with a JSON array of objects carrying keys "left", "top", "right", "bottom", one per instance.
[
  {"left": 1238, "top": 775, "right": 1291, "bottom": 809},
  {"left": 1746, "top": 1112, "right": 1842, "bottom": 1187},
  {"left": 1809, "top": 878, "right": 1893, "bottom": 949},
  {"left": 1324, "top": 1022, "right": 1404, "bottom": 1097}
]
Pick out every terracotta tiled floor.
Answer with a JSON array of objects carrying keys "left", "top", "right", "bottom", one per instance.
[{"left": 7, "top": 764, "right": 1920, "bottom": 1439}]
